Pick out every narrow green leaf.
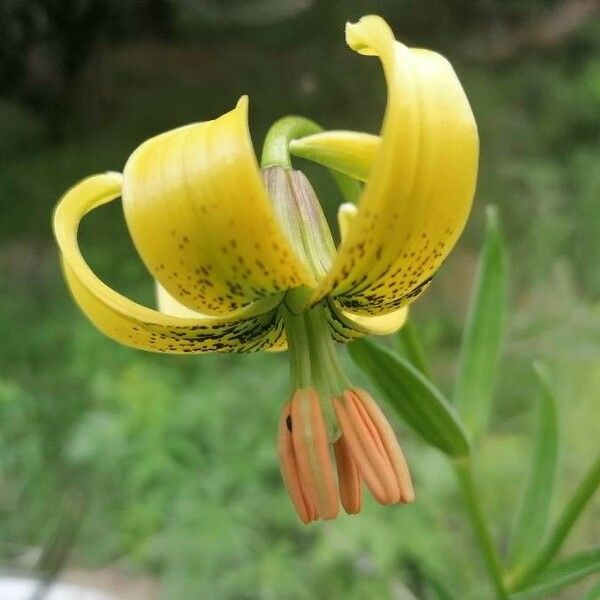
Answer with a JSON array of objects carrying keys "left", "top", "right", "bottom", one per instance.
[
  {"left": 509, "top": 362, "right": 559, "bottom": 568},
  {"left": 454, "top": 205, "right": 507, "bottom": 438},
  {"left": 349, "top": 338, "right": 470, "bottom": 457},
  {"left": 510, "top": 547, "right": 600, "bottom": 600},
  {"left": 397, "top": 319, "right": 432, "bottom": 380},
  {"left": 511, "top": 451, "right": 600, "bottom": 589}
]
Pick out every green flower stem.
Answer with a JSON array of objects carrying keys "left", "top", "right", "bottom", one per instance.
[
  {"left": 308, "top": 308, "right": 352, "bottom": 394},
  {"left": 508, "top": 449, "right": 600, "bottom": 591},
  {"left": 305, "top": 306, "right": 351, "bottom": 394},
  {"left": 453, "top": 458, "right": 508, "bottom": 600},
  {"left": 284, "top": 309, "right": 312, "bottom": 390},
  {"left": 261, "top": 115, "right": 361, "bottom": 203},
  {"left": 261, "top": 116, "right": 323, "bottom": 169},
  {"left": 397, "top": 319, "right": 432, "bottom": 379}
]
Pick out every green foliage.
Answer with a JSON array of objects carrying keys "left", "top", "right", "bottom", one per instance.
[
  {"left": 508, "top": 363, "right": 559, "bottom": 568},
  {"left": 470, "top": 44, "right": 600, "bottom": 296},
  {"left": 351, "top": 211, "right": 599, "bottom": 599},
  {"left": 511, "top": 450, "right": 600, "bottom": 590},
  {"left": 511, "top": 547, "right": 600, "bottom": 600},
  {"left": 454, "top": 205, "right": 507, "bottom": 439},
  {"left": 349, "top": 338, "right": 470, "bottom": 458}
]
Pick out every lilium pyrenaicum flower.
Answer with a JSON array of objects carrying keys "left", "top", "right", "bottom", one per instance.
[{"left": 52, "top": 16, "right": 478, "bottom": 522}]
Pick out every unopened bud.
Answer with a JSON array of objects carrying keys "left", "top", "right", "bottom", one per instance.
[{"left": 262, "top": 166, "right": 335, "bottom": 281}]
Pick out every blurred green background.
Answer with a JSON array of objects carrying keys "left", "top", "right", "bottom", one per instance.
[{"left": 1, "top": 1, "right": 599, "bottom": 598}]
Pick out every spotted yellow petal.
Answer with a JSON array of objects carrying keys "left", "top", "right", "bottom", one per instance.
[
  {"left": 341, "top": 305, "right": 408, "bottom": 334},
  {"left": 156, "top": 281, "right": 204, "bottom": 318},
  {"left": 311, "top": 16, "right": 479, "bottom": 316},
  {"left": 53, "top": 172, "right": 286, "bottom": 354},
  {"left": 154, "top": 280, "right": 291, "bottom": 350},
  {"left": 327, "top": 201, "right": 408, "bottom": 340},
  {"left": 122, "top": 96, "right": 314, "bottom": 316},
  {"left": 327, "top": 301, "right": 408, "bottom": 342},
  {"left": 290, "top": 131, "right": 379, "bottom": 182}
]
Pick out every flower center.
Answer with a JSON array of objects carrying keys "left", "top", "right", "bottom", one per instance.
[
  {"left": 262, "top": 111, "right": 416, "bottom": 524},
  {"left": 260, "top": 117, "right": 355, "bottom": 441}
]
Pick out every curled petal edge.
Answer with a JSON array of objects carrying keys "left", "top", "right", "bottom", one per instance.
[{"left": 53, "top": 172, "right": 286, "bottom": 354}]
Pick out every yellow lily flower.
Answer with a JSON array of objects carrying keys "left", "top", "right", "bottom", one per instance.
[{"left": 53, "top": 15, "right": 478, "bottom": 522}]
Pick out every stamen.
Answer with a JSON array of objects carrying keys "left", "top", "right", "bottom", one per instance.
[
  {"left": 354, "top": 388, "right": 414, "bottom": 503},
  {"left": 291, "top": 389, "right": 339, "bottom": 520},
  {"left": 334, "top": 392, "right": 399, "bottom": 503},
  {"left": 334, "top": 435, "right": 362, "bottom": 514},
  {"left": 277, "top": 402, "right": 317, "bottom": 523},
  {"left": 334, "top": 389, "right": 414, "bottom": 505},
  {"left": 280, "top": 302, "right": 412, "bottom": 521}
]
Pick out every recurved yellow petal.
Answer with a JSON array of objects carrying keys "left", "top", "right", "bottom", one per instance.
[
  {"left": 312, "top": 16, "right": 479, "bottom": 316},
  {"left": 156, "top": 282, "right": 203, "bottom": 318},
  {"left": 327, "top": 201, "right": 408, "bottom": 339},
  {"left": 290, "top": 131, "right": 379, "bottom": 182},
  {"left": 53, "top": 173, "right": 286, "bottom": 354},
  {"left": 343, "top": 306, "right": 408, "bottom": 334},
  {"left": 122, "top": 97, "right": 314, "bottom": 317},
  {"left": 328, "top": 302, "right": 408, "bottom": 341}
]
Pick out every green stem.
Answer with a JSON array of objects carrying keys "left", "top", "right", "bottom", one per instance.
[
  {"left": 508, "top": 450, "right": 600, "bottom": 591},
  {"left": 454, "top": 458, "right": 508, "bottom": 600},
  {"left": 260, "top": 116, "right": 361, "bottom": 203},
  {"left": 284, "top": 309, "right": 312, "bottom": 390},
  {"left": 261, "top": 116, "right": 322, "bottom": 169},
  {"left": 306, "top": 307, "right": 352, "bottom": 394},
  {"left": 397, "top": 319, "right": 432, "bottom": 379}
]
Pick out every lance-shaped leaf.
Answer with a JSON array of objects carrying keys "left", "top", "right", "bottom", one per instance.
[
  {"left": 508, "top": 363, "right": 559, "bottom": 569},
  {"left": 349, "top": 338, "right": 470, "bottom": 457},
  {"left": 396, "top": 319, "right": 432, "bottom": 379},
  {"left": 510, "top": 546, "right": 600, "bottom": 600},
  {"left": 454, "top": 205, "right": 507, "bottom": 438}
]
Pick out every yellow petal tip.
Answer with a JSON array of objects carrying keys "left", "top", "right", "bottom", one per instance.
[
  {"left": 337, "top": 202, "right": 358, "bottom": 242},
  {"left": 345, "top": 15, "right": 392, "bottom": 56},
  {"left": 236, "top": 94, "right": 249, "bottom": 111}
]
